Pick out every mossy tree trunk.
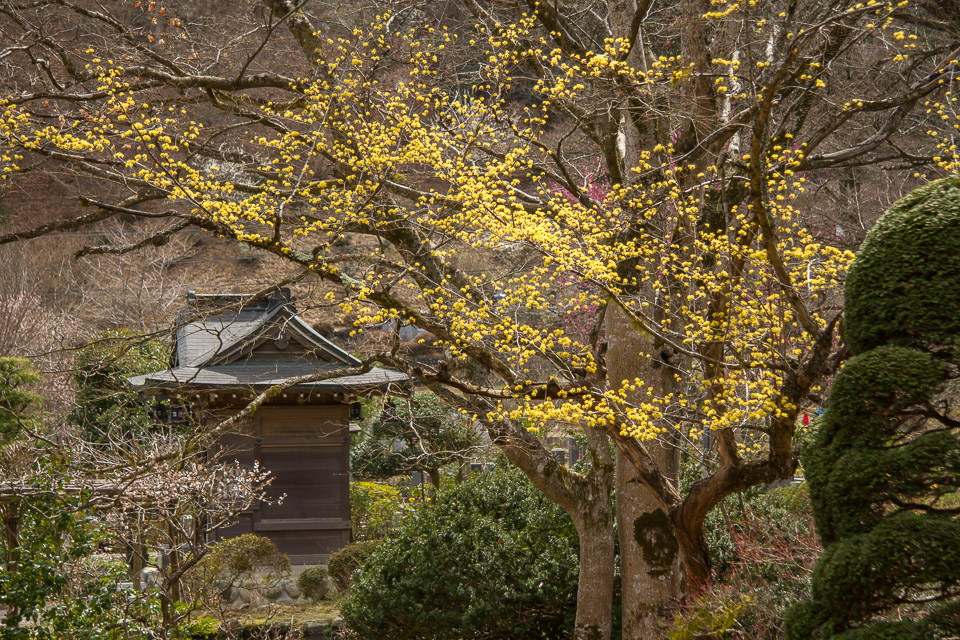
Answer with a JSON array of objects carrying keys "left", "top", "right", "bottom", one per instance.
[
  {"left": 607, "top": 306, "right": 684, "bottom": 639},
  {"left": 569, "top": 430, "right": 616, "bottom": 640},
  {"left": 427, "top": 384, "right": 618, "bottom": 640}
]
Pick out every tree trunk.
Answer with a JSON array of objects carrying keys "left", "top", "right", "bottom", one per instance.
[
  {"left": 2, "top": 503, "right": 20, "bottom": 623},
  {"left": 570, "top": 482, "right": 616, "bottom": 640},
  {"left": 672, "top": 511, "right": 711, "bottom": 591},
  {"left": 607, "top": 305, "right": 684, "bottom": 639},
  {"left": 2, "top": 502, "right": 19, "bottom": 572},
  {"left": 616, "top": 452, "right": 683, "bottom": 638}
]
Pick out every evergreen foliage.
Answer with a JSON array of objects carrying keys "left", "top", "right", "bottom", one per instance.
[
  {"left": 785, "top": 177, "right": 960, "bottom": 639},
  {"left": 327, "top": 540, "right": 381, "bottom": 595},
  {"left": 69, "top": 330, "right": 167, "bottom": 443},
  {"left": 296, "top": 565, "right": 330, "bottom": 603},
  {"left": 843, "top": 175, "right": 960, "bottom": 354},
  {"left": 340, "top": 467, "right": 579, "bottom": 639},
  {"left": 351, "top": 392, "right": 479, "bottom": 486},
  {"left": 0, "top": 357, "right": 41, "bottom": 442}
]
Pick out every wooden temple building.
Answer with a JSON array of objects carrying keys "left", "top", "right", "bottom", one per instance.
[{"left": 130, "top": 289, "right": 407, "bottom": 564}]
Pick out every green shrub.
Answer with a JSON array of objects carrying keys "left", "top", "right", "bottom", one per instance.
[
  {"left": 187, "top": 534, "right": 290, "bottom": 603},
  {"left": 69, "top": 329, "right": 167, "bottom": 444},
  {"left": 785, "top": 177, "right": 960, "bottom": 639},
  {"left": 0, "top": 356, "right": 42, "bottom": 442},
  {"left": 327, "top": 540, "right": 380, "bottom": 594},
  {"left": 340, "top": 467, "right": 579, "bottom": 639},
  {"left": 297, "top": 565, "right": 330, "bottom": 602},
  {"left": 350, "top": 481, "right": 402, "bottom": 541}
]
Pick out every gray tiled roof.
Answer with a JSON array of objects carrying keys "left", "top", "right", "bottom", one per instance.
[
  {"left": 175, "top": 304, "right": 361, "bottom": 368},
  {"left": 131, "top": 292, "right": 405, "bottom": 392},
  {"left": 175, "top": 308, "right": 264, "bottom": 367}
]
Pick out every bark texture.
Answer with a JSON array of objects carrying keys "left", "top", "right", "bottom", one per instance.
[
  {"left": 571, "top": 431, "right": 616, "bottom": 640},
  {"left": 500, "top": 427, "right": 616, "bottom": 640},
  {"left": 572, "top": 519, "right": 615, "bottom": 640},
  {"left": 606, "top": 306, "right": 683, "bottom": 639}
]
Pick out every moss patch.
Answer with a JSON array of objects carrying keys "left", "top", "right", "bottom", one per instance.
[{"left": 635, "top": 508, "right": 679, "bottom": 575}]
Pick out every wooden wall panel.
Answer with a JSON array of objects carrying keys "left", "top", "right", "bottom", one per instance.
[
  {"left": 267, "top": 529, "right": 350, "bottom": 559},
  {"left": 213, "top": 512, "right": 255, "bottom": 541},
  {"left": 209, "top": 431, "right": 257, "bottom": 465},
  {"left": 259, "top": 445, "right": 348, "bottom": 520},
  {"left": 260, "top": 405, "right": 348, "bottom": 439},
  {"left": 209, "top": 402, "right": 353, "bottom": 564}
]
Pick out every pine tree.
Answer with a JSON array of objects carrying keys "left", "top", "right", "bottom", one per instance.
[
  {"left": 0, "top": 357, "right": 41, "bottom": 442},
  {"left": 785, "top": 176, "right": 960, "bottom": 639}
]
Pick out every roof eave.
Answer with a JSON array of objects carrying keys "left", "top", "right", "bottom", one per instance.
[
  {"left": 131, "top": 378, "right": 409, "bottom": 394},
  {"left": 128, "top": 369, "right": 410, "bottom": 394}
]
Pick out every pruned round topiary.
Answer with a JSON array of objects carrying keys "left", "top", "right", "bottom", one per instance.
[
  {"left": 844, "top": 174, "right": 960, "bottom": 355},
  {"left": 785, "top": 179, "right": 960, "bottom": 640},
  {"left": 297, "top": 565, "right": 330, "bottom": 603},
  {"left": 186, "top": 534, "right": 290, "bottom": 604},
  {"left": 326, "top": 539, "right": 380, "bottom": 594},
  {"left": 802, "top": 346, "right": 949, "bottom": 543}
]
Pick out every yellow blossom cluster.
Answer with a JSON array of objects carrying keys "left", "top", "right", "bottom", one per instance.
[{"left": 0, "top": 4, "right": 951, "bottom": 457}]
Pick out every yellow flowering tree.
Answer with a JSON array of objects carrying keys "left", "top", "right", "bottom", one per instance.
[{"left": 2, "top": 0, "right": 960, "bottom": 636}]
